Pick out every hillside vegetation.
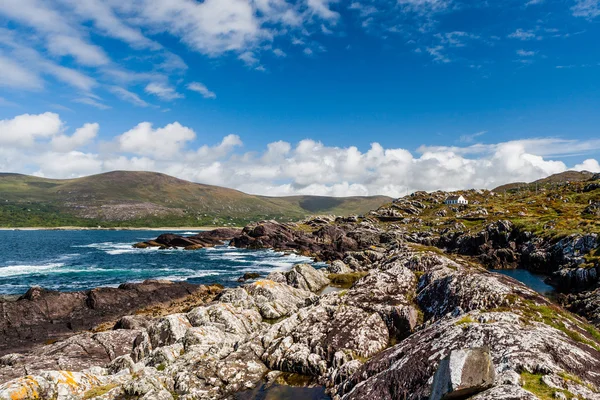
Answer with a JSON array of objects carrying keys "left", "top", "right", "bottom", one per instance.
[
  {"left": 372, "top": 171, "right": 600, "bottom": 240},
  {"left": 0, "top": 171, "right": 390, "bottom": 227}
]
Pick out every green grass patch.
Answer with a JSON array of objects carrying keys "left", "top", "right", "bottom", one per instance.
[
  {"left": 83, "top": 383, "right": 118, "bottom": 399},
  {"left": 455, "top": 315, "right": 477, "bottom": 326},
  {"left": 521, "top": 372, "right": 582, "bottom": 400}
]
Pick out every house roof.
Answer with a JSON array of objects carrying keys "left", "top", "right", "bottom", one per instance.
[{"left": 446, "top": 195, "right": 463, "bottom": 201}]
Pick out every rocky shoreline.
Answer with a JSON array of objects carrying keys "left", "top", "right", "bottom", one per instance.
[{"left": 1, "top": 217, "right": 600, "bottom": 399}]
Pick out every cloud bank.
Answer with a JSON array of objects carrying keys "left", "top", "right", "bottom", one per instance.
[{"left": 1, "top": 112, "right": 599, "bottom": 198}]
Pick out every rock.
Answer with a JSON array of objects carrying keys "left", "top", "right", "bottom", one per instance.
[
  {"left": 219, "top": 280, "right": 317, "bottom": 320},
  {"left": 429, "top": 348, "right": 495, "bottom": 400},
  {"left": 237, "top": 272, "right": 261, "bottom": 282},
  {"left": 0, "top": 281, "right": 215, "bottom": 356},
  {"left": 114, "top": 315, "right": 152, "bottom": 330},
  {"left": 327, "top": 260, "right": 352, "bottom": 274},
  {"left": 0, "top": 329, "right": 140, "bottom": 383},
  {"left": 266, "top": 264, "right": 330, "bottom": 292},
  {"left": 134, "top": 228, "right": 241, "bottom": 249},
  {"left": 147, "top": 314, "right": 192, "bottom": 348}
]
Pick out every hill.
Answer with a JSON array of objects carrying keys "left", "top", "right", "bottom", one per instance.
[
  {"left": 372, "top": 171, "right": 600, "bottom": 242},
  {"left": 0, "top": 171, "right": 391, "bottom": 227},
  {"left": 493, "top": 170, "right": 596, "bottom": 192}
]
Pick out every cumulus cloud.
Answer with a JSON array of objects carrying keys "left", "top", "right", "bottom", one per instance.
[
  {"left": 574, "top": 159, "right": 600, "bottom": 172},
  {"left": 118, "top": 121, "right": 195, "bottom": 158},
  {"left": 0, "top": 112, "right": 63, "bottom": 147},
  {"left": 51, "top": 123, "right": 99, "bottom": 152},
  {"left": 3, "top": 112, "right": 600, "bottom": 197}
]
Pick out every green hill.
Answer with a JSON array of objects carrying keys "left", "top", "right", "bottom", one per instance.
[{"left": 0, "top": 171, "right": 391, "bottom": 227}]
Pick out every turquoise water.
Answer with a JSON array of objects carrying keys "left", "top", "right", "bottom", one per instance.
[
  {"left": 0, "top": 230, "right": 322, "bottom": 295},
  {"left": 491, "top": 269, "right": 555, "bottom": 294}
]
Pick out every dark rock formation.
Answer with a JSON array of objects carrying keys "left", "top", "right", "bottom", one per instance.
[
  {"left": 0, "top": 280, "right": 216, "bottom": 355},
  {"left": 133, "top": 228, "right": 241, "bottom": 249}
]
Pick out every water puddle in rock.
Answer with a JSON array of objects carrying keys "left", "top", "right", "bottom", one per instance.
[
  {"left": 318, "top": 285, "right": 345, "bottom": 295},
  {"left": 234, "top": 383, "right": 331, "bottom": 400},
  {"left": 491, "top": 269, "right": 555, "bottom": 294}
]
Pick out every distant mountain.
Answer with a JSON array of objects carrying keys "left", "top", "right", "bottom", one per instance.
[
  {"left": 493, "top": 171, "right": 597, "bottom": 193},
  {"left": 0, "top": 171, "right": 391, "bottom": 227}
]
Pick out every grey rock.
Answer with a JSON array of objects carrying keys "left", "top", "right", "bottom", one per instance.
[{"left": 429, "top": 348, "right": 495, "bottom": 400}]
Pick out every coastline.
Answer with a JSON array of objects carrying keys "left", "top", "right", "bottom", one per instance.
[{"left": 0, "top": 226, "right": 242, "bottom": 231}]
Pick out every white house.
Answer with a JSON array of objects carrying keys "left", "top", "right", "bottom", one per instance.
[{"left": 445, "top": 195, "right": 468, "bottom": 205}]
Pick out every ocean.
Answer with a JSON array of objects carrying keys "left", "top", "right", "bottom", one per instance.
[{"left": 0, "top": 230, "right": 323, "bottom": 295}]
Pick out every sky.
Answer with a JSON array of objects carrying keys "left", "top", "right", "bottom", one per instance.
[{"left": 0, "top": 0, "right": 599, "bottom": 197}]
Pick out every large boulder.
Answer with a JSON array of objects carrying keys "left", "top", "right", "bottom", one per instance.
[
  {"left": 429, "top": 348, "right": 495, "bottom": 400},
  {"left": 267, "top": 264, "right": 330, "bottom": 292}
]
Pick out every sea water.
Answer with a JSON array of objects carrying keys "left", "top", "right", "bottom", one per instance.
[{"left": 0, "top": 230, "right": 324, "bottom": 295}]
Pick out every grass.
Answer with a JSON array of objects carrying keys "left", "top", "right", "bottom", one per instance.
[
  {"left": 521, "top": 372, "right": 582, "bottom": 400},
  {"left": 378, "top": 176, "right": 600, "bottom": 243},
  {"left": 455, "top": 315, "right": 477, "bottom": 326},
  {"left": 519, "top": 301, "right": 600, "bottom": 352},
  {"left": 0, "top": 171, "right": 391, "bottom": 227},
  {"left": 327, "top": 272, "right": 369, "bottom": 288},
  {"left": 83, "top": 383, "right": 118, "bottom": 399}
]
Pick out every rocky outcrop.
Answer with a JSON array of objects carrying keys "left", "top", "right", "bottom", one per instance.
[
  {"left": 218, "top": 280, "right": 318, "bottom": 320},
  {"left": 2, "top": 221, "right": 600, "bottom": 400},
  {"left": 267, "top": 264, "right": 330, "bottom": 292},
  {"left": 0, "top": 330, "right": 140, "bottom": 383},
  {"left": 0, "top": 281, "right": 219, "bottom": 356},
  {"left": 133, "top": 228, "right": 241, "bottom": 249},
  {"left": 565, "top": 287, "right": 600, "bottom": 327}
]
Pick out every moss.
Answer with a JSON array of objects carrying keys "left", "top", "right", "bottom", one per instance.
[
  {"left": 156, "top": 363, "right": 166, "bottom": 372},
  {"left": 519, "top": 301, "right": 600, "bottom": 352},
  {"left": 521, "top": 372, "right": 583, "bottom": 400},
  {"left": 327, "top": 272, "right": 369, "bottom": 288},
  {"left": 83, "top": 383, "right": 118, "bottom": 399},
  {"left": 455, "top": 315, "right": 476, "bottom": 326}
]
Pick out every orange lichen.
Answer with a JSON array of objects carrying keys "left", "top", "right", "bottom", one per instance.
[{"left": 254, "top": 280, "right": 276, "bottom": 288}]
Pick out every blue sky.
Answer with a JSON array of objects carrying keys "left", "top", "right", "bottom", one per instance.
[{"left": 0, "top": 0, "right": 599, "bottom": 196}]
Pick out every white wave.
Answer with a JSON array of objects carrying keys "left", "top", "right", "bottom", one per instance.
[
  {"left": 0, "top": 263, "right": 65, "bottom": 277},
  {"left": 181, "top": 232, "right": 199, "bottom": 235}
]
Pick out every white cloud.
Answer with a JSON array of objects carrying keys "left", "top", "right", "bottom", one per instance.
[
  {"left": 51, "top": 123, "right": 99, "bottom": 152},
  {"left": 3, "top": 112, "right": 600, "bottom": 197},
  {"left": 74, "top": 96, "right": 111, "bottom": 110},
  {"left": 459, "top": 131, "right": 487, "bottom": 143},
  {"left": 187, "top": 82, "right": 217, "bottom": 99},
  {"left": 0, "top": 112, "right": 63, "bottom": 147},
  {"left": 109, "top": 86, "right": 150, "bottom": 107},
  {"left": 574, "top": 159, "right": 600, "bottom": 172},
  {"left": 0, "top": 0, "right": 110, "bottom": 66},
  {"left": 508, "top": 29, "right": 539, "bottom": 40},
  {"left": 572, "top": 0, "right": 600, "bottom": 18},
  {"left": 0, "top": 54, "right": 44, "bottom": 90},
  {"left": 307, "top": 0, "right": 339, "bottom": 20},
  {"left": 426, "top": 46, "right": 450, "bottom": 63},
  {"left": 118, "top": 121, "right": 196, "bottom": 158},
  {"left": 397, "top": 0, "right": 451, "bottom": 14},
  {"left": 145, "top": 83, "right": 184, "bottom": 101},
  {"left": 517, "top": 49, "right": 536, "bottom": 56},
  {"left": 46, "top": 35, "right": 110, "bottom": 66},
  {"left": 34, "top": 151, "right": 103, "bottom": 178}
]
